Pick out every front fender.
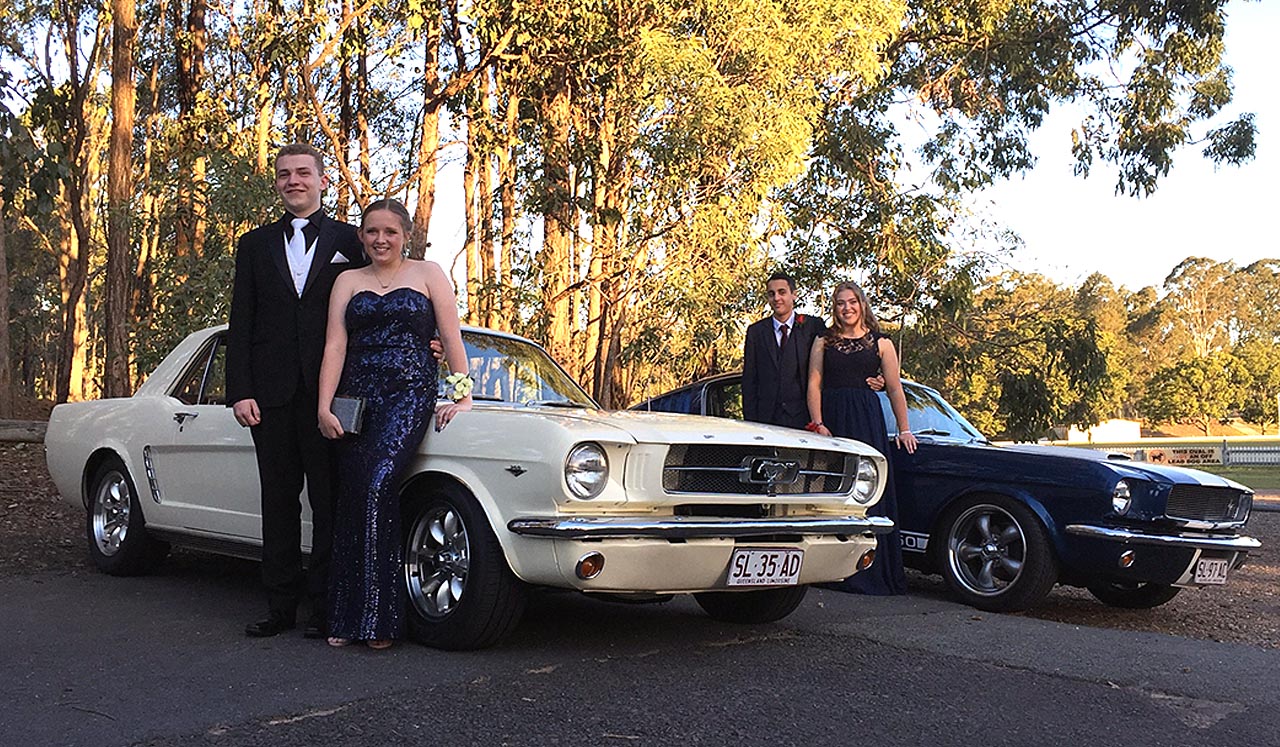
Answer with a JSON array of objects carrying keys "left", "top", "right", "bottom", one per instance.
[{"left": 929, "top": 484, "right": 1065, "bottom": 559}]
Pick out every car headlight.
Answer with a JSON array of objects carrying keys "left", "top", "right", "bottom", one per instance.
[
  {"left": 851, "top": 457, "right": 879, "bottom": 504},
  {"left": 1111, "top": 479, "right": 1132, "bottom": 514},
  {"left": 565, "top": 443, "right": 609, "bottom": 499}
]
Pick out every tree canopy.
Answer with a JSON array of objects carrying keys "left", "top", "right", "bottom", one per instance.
[{"left": 0, "top": 0, "right": 1266, "bottom": 439}]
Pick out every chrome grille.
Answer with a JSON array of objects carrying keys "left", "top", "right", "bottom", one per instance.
[
  {"left": 662, "top": 444, "right": 855, "bottom": 495},
  {"left": 1166, "top": 485, "right": 1250, "bottom": 523}
]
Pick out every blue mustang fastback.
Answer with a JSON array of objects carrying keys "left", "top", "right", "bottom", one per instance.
[{"left": 634, "top": 373, "right": 1261, "bottom": 612}]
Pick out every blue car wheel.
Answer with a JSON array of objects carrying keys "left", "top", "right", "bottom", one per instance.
[{"left": 937, "top": 495, "right": 1058, "bottom": 612}]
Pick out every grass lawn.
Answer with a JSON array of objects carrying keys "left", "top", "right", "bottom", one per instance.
[{"left": 1193, "top": 465, "right": 1280, "bottom": 491}]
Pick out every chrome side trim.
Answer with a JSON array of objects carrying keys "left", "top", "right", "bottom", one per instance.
[
  {"left": 1065, "top": 524, "right": 1261, "bottom": 551},
  {"left": 142, "top": 445, "right": 163, "bottom": 504},
  {"left": 508, "top": 515, "right": 895, "bottom": 540}
]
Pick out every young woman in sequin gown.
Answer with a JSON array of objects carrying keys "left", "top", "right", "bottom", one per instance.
[
  {"left": 317, "top": 199, "right": 472, "bottom": 649},
  {"left": 806, "top": 281, "right": 917, "bottom": 595}
]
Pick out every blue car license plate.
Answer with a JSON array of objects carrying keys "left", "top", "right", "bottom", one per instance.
[{"left": 1194, "top": 557, "right": 1229, "bottom": 585}]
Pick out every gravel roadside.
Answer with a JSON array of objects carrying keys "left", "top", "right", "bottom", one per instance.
[{"left": 3, "top": 442, "right": 1276, "bottom": 649}]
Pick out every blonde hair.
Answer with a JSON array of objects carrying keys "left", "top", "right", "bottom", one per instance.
[{"left": 828, "top": 281, "right": 881, "bottom": 337}]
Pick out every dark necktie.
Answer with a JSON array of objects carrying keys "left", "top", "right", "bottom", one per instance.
[{"left": 779, "top": 323, "right": 789, "bottom": 349}]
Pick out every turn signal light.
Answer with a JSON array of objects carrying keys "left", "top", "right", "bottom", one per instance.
[
  {"left": 576, "top": 552, "right": 606, "bottom": 579},
  {"left": 1118, "top": 550, "right": 1136, "bottom": 569},
  {"left": 857, "top": 549, "right": 876, "bottom": 572}
]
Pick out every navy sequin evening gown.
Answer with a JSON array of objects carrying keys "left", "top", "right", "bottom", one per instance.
[
  {"left": 821, "top": 331, "right": 908, "bottom": 595},
  {"left": 328, "top": 287, "right": 439, "bottom": 641}
]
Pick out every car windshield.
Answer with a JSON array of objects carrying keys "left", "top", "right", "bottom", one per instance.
[
  {"left": 440, "top": 331, "right": 597, "bottom": 407},
  {"left": 878, "top": 384, "right": 986, "bottom": 442}
]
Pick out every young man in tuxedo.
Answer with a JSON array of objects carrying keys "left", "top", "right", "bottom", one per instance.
[
  {"left": 741, "top": 272, "right": 828, "bottom": 429},
  {"left": 227, "top": 143, "right": 366, "bottom": 638}
]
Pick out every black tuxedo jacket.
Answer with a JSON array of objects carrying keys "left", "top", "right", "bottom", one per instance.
[
  {"left": 741, "top": 312, "right": 828, "bottom": 425},
  {"left": 226, "top": 213, "right": 366, "bottom": 408}
]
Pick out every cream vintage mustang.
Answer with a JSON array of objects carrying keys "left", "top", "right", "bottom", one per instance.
[{"left": 45, "top": 325, "right": 892, "bottom": 649}]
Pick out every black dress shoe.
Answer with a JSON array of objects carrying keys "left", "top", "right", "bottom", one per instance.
[
  {"left": 303, "top": 614, "right": 327, "bottom": 639},
  {"left": 245, "top": 612, "right": 296, "bottom": 637}
]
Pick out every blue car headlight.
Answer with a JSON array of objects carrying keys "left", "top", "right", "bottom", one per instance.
[{"left": 1111, "top": 479, "right": 1132, "bottom": 514}]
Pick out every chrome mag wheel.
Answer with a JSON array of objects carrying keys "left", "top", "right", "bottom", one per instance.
[
  {"left": 405, "top": 504, "right": 471, "bottom": 619},
  {"left": 92, "top": 469, "right": 133, "bottom": 557},
  {"left": 947, "top": 503, "right": 1027, "bottom": 597}
]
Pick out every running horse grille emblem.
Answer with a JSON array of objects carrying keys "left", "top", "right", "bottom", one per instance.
[{"left": 740, "top": 457, "right": 801, "bottom": 488}]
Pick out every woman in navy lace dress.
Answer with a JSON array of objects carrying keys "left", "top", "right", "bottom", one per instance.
[
  {"left": 806, "top": 281, "right": 917, "bottom": 595},
  {"left": 316, "top": 199, "right": 472, "bottom": 649}
]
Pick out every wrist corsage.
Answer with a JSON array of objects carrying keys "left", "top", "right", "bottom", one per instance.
[
  {"left": 805, "top": 421, "right": 824, "bottom": 433},
  {"left": 445, "top": 372, "right": 474, "bottom": 402}
]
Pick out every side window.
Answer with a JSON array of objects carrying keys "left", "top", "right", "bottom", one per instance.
[
  {"left": 636, "top": 390, "right": 692, "bottom": 415},
  {"left": 706, "top": 381, "right": 743, "bottom": 420},
  {"left": 170, "top": 337, "right": 226, "bottom": 406},
  {"left": 202, "top": 342, "right": 227, "bottom": 405}
]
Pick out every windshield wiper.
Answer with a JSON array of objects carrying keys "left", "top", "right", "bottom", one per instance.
[
  {"left": 524, "top": 399, "right": 586, "bottom": 408},
  {"left": 913, "top": 428, "right": 951, "bottom": 437}
]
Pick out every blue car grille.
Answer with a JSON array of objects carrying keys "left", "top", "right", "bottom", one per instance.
[
  {"left": 662, "top": 444, "right": 855, "bottom": 495},
  {"left": 1165, "top": 485, "right": 1250, "bottom": 523}
]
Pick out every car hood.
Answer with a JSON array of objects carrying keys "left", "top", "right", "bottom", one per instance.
[
  {"left": 530, "top": 407, "right": 879, "bottom": 454},
  {"left": 994, "top": 443, "right": 1251, "bottom": 491}
]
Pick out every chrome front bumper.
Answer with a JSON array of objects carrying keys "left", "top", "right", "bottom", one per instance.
[
  {"left": 1065, "top": 524, "right": 1262, "bottom": 552},
  {"left": 508, "top": 515, "right": 895, "bottom": 540}
]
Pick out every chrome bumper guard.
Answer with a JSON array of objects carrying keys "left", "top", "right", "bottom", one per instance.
[
  {"left": 508, "top": 515, "right": 895, "bottom": 540},
  {"left": 1065, "top": 524, "right": 1262, "bottom": 552}
]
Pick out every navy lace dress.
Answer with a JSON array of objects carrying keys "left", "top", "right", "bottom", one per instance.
[
  {"left": 821, "top": 332, "right": 908, "bottom": 596},
  {"left": 327, "top": 288, "right": 439, "bottom": 641}
]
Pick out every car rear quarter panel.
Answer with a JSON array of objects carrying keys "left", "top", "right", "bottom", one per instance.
[{"left": 46, "top": 400, "right": 156, "bottom": 512}]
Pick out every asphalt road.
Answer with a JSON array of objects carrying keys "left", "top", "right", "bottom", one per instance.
[{"left": 4, "top": 558, "right": 1277, "bottom": 747}]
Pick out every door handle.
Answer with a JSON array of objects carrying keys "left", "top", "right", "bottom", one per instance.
[{"left": 174, "top": 412, "right": 199, "bottom": 425}]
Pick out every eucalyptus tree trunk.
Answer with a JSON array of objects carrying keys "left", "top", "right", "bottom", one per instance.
[
  {"left": 410, "top": 13, "right": 442, "bottom": 259},
  {"left": 496, "top": 79, "right": 519, "bottom": 331},
  {"left": 174, "top": 0, "right": 208, "bottom": 260},
  {"left": 0, "top": 201, "right": 12, "bottom": 417},
  {"left": 478, "top": 116, "right": 496, "bottom": 329},
  {"left": 53, "top": 9, "right": 104, "bottom": 403},
  {"left": 535, "top": 74, "right": 574, "bottom": 370},
  {"left": 133, "top": 1, "right": 166, "bottom": 370},
  {"left": 105, "top": 0, "right": 138, "bottom": 398},
  {"left": 336, "top": 0, "right": 355, "bottom": 219}
]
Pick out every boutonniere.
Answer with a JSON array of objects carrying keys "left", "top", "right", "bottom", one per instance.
[{"left": 796, "top": 313, "right": 805, "bottom": 325}]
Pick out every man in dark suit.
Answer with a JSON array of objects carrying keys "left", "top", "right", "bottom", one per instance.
[
  {"left": 742, "top": 271, "right": 828, "bottom": 429},
  {"left": 227, "top": 143, "right": 366, "bottom": 638}
]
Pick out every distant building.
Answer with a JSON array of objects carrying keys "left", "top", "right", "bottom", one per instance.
[{"left": 1066, "top": 419, "right": 1142, "bottom": 443}]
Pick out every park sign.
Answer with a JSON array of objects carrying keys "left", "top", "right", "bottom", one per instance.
[{"left": 1143, "top": 446, "right": 1222, "bottom": 466}]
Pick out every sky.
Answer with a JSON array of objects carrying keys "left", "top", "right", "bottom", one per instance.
[
  {"left": 424, "top": 0, "right": 1278, "bottom": 295},
  {"left": 976, "top": 0, "right": 1278, "bottom": 292}
]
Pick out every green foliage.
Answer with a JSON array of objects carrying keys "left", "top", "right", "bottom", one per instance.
[
  {"left": 1234, "top": 340, "right": 1280, "bottom": 433},
  {"left": 1140, "top": 352, "right": 1250, "bottom": 436},
  {"left": 0, "top": 0, "right": 1266, "bottom": 423},
  {"left": 907, "top": 272, "right": 1117, "bottom": 441}
]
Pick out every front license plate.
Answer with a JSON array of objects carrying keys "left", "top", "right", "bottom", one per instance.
[
  {"left": 726, "top": 548, "right": 803, "bottom": 587},
  {"left": 1194, "top": 557, "right": 1230, "bottom": 585}
]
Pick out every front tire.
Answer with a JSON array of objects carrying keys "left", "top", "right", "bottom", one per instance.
[
  {"left": 1087, "top": 580, "right": 1181, "bottom": 609},
  {"left": 935, "top": 495, "right": 1057, "bottom": 612},
  {"left": 86, "top": 456, "right": 169, "bottom": 575},
  {"left": 694, "top": 586, "right": 808, "bottom": 624},
  {"left": 402, "top": 485, "right": 527, "bottom": 650}
]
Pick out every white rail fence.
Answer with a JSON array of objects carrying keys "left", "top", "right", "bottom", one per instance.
[{"left": 1054, "top": 439, "right": 1280, "bottom": 467}]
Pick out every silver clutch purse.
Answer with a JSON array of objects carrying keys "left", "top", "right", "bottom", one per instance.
[{"left": 330, "top": 396, "right": 366, "bottom": 435}]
